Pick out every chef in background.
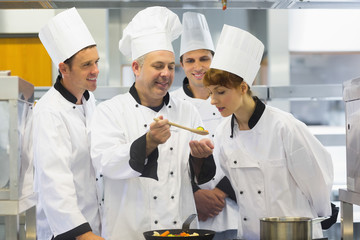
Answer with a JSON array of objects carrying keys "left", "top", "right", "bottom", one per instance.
[
  {"left": 203, "top": 24, "right": 334, "bottom": 240},
  {"left": 171, "top": 12, "right": 238, "bottom": 240},
  {"left": 34, "top": 8, "right": 103, "bottom": 240},
  {"left": 90, "top": 6, "right": 215, "bottom": 240}
]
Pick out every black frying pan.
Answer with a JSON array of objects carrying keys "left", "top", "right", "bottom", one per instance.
[
  {"left": 143, "top": 214, "right": 215, "bottom": 240},
  {"left": 143, "top": 229, "right": 215, "bottom": 240}
]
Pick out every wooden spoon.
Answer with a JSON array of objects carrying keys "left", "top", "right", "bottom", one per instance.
[{"left": 153, "top": 118, "right": 209, "bottom": 135}]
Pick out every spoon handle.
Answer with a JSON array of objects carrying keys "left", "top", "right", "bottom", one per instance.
[{"left": 153, "top": 118, "right": 208, "bottom": 135}]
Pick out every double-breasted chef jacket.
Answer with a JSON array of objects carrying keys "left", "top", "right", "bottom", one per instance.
[
  {"left": 33, "top": 76, "right": 101, "bottom": 240},
  {"left": 171, "top": 78, "right": 239, "bottom": 232},
  {"left": 214, "top": 97, "right": 334, "bottom": 240},
  {"left": 90, "top": 84, "right": 216, "bottom": 240}
]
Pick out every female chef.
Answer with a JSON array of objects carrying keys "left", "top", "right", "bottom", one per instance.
[{"left": 203, "top": 24, "right": 334, "bottom": 240}]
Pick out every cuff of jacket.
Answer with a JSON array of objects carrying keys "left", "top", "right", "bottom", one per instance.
[
  {"left": 191, "top": 180, "right": 201, "bottom": 193},
  {"left": 53, "top": 222, "right": 91, "bottom": 240},
  {"left": 190, "top": 154, "right": 216, "bottom": 185},
  {"left": 216, "top": 176, "right": 237, "bottom": 203},
  {"left": 129, "top": 133, "right": 159, "bottom": 180}
]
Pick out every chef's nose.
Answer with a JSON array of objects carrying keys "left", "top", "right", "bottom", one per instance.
[
  {"left": 92, "top": 62, "right": 100, "bottom": 75},
  {"left": 161, "top": 66, "right": 172, "bottom": 77},
  {"left": 210, "top": 95, "right": 217, "bottom": 105},
  {"left": 193, "top": 60, "right": 202, "bottom": 71}
]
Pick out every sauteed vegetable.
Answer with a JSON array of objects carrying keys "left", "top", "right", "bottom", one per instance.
[{"left": 153, "top": 231, "right": 200, "bottom": 237}]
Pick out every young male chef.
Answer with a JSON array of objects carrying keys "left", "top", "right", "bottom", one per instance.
[
  {"left": 171, "top": 12, "right": 239, "bottom": 240},
  {"left": 90, "top": 6, "right": 215, "bottom": 240},
  {"left": 34, "top": 8, "right": 103, "bottom": 240}
]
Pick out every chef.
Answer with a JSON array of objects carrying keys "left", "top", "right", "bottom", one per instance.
[
  {"left": 90, "top": 6, "right": 215, "bottom": 240},
  {"left": 34, "top": 8, "right": 103, "bottom": 240},
  {"left": 203, "top": 24, "right": 334, "bottom": 240},
  {"left": 171, "top": 12, "right": 239, "bottom": 240}
]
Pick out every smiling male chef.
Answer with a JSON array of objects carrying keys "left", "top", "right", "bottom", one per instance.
[
  {"left": 34, "top": 8, "right": 103, "bottom": 240},
  {"left": 90, "top": 6, "right": 215, "bottom": 240},
  {"left": 171, "top": 12, "right": 239, "bottom": 240}
]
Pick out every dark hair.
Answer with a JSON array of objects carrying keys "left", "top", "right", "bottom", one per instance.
[
  {"left": 203, "top": 68, "right": 252, "bottom": 95},
  {"left": 58, "top": 44, "right": 97, "bottom": 77},
  {"left": 64, "top": 44, "right": 97, "bottom": 70},
  {"left": 180, "top": 50, "right": 214, "bottom": 64}
]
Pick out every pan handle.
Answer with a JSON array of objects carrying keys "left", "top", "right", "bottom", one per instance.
[{"left": 182, "top": 214, "right": 197, "bottom": 232}]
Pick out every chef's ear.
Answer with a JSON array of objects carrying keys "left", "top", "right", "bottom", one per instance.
[
  {"left": 132, "top": 60, "right": 141, "bottom": 77},
  {"left": 240, "top": 81, "right": 248, "bottom": 94},
  {"left": 58, "top": 62, "right": 69, "bottom": 76}
]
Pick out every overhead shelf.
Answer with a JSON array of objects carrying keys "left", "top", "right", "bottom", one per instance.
[{"left": 1, "top": 0, "right": 360, "bottom": 9}]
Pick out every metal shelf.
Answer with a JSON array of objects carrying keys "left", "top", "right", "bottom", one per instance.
[{"left": 1, "top": 0, "right": 360, "bottom": 9}]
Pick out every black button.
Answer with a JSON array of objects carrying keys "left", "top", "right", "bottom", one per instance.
[
  {"left": 212, "top": 134, "right": 215, "bottom": 137},
  {"left": 171, "top": 196, "right": 174, "bottom": 199},
  {"left": 213, "top": 112, "right": 216, "bottom": 115},
  {"left": 100, "top": 174, "right": 103, "bottom": 177},
  {"left": 240, "top": 191, "right": 244, "bottom": 194},
  {"left": 258, "top": 190, "right": 261, "bottom": 194},
  {"left": 155, "top": 220, "right": 158, "bottom": 224},
  {"left": 96, "top": 178, "right": 98, "bottom": 181},
  {"left": 170, "top": 171, "right": 174, "bottom": 175},
  {"left": 168, "top": 105, "right": 172, "bottom": 108},
  {"left": 144, "top": 124, "right": 147, "bottom": 128},
  {"left": 153, "top": 196, "right": 157, "bottom": 200},
  {"left": 135, "top": 104, "right": 139, "bottom": 107},
  {"left": 170, "top": 147, "right": 173, "bottom": 150},
  {"left": 173, "top": 221, "right": 177, "bottom": 224},
  {"left": 244, "top": 217, "right": 247, "bottom": 221},
  {"left": 73, "top": 106, "right": 76, "bottom": 109},
  {"left": 212, "top": 178, "right": 215, "bottom": 180},
  {"left": 234, "top": 161, "right": 237, "bottom": 164}
]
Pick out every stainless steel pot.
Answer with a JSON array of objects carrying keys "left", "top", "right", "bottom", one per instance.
[{"left": 260, "top": 217, "right": 328, "bottom": 240}]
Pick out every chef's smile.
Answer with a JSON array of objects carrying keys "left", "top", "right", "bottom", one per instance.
[
  {"left": 192, "top": 71, "right": 206, "bottom": 80},
  {"left": 155, "top": 80, "right": 169, "bottom": 90}
]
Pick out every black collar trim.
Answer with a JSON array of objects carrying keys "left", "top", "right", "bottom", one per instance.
[
  {"left": 129, "top": 83, "right": 170, "bottom": 106},
  {"left": 230, "top": 96, "right": 265, "bottom": 138},
  {"left": 182, "top": 77, "right": 195, "bottom": 98},
  {"left": 54, "top": 75, "right": 89, "bottom": 104}
]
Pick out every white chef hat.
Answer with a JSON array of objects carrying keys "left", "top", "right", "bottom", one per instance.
[
  {"left": 179, "top": 12, "right": 214, "bottom": 57},
  {"left": 210, "top": 24, "right": 264, "bottom": 86},
  {"left": 39, "top": 7, "right": 96, "bottom": 68},
  {"left": 118, "top": 6, "right": 182, "bottom": 61}
]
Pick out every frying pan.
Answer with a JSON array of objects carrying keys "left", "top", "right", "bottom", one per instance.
[
  {"left": 143, "top": 214, "right": 215, "bottom": 240},
  {"left": 143, "top": 229, "right": 215, "bottom": 240}
]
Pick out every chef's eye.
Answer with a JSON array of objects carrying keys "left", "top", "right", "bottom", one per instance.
[
  {"left": 168, "top": 65, "right": 175, "bottom": 70},
  {"left": 200, "top": 57, "right": 211, "bottom": 62},
  {"left": 217, "top": 91, "right": 225, "bottom": 95},
  {"left": 185, "top": 59, "right": 195, "bottom": 63},
  {"left": 153, "top": 64, "right": 164, "bottom": 70}
]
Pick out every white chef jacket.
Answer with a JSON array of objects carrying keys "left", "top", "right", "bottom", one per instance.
[
  {"left": 90, "top": 85, "right": 215, "bottom": 240},
  {"left": 33, "top": 79, "right": 101, "bottom": 240},
  {"left": 214, "top": 98, "right": 333, "bottom": 240},
  {"left": 171, "top": 81, "right": 239, "bottom": 232}
]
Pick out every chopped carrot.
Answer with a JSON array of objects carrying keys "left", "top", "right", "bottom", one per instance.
[
  {"left": 160, "top": 230, "right": 170, "bottom": 237},
  {"left": 179, "top": 232, "right": 190, "bottom": 236}
]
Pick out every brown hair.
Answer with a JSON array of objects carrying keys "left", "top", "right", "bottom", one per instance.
[
  {"left": 64, "top": 44, "right": 97, "bottom": 70},
  {"left": 203, "top": 68, "right": 252, "bottom": 95}
]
